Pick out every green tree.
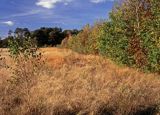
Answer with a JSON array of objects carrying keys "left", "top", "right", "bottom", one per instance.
[
  {"left": 99, "top": 0, "right": 160, "bottom": 73},
  {"left": 14, "top": 28, "right": 30, "bottom": 38},
  {"left": 49, "top": 27, "right": 63, "bottom": 46}
]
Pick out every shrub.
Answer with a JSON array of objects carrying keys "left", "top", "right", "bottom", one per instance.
[{"left": 1, "top": 36, "right": 44, "bottom": 114}]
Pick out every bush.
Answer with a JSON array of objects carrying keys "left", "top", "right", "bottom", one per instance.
[{"left": 0, "top": 36, "right": 44, "bottom": 115}]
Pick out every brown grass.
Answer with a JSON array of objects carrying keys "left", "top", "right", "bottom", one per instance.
[{"left": 0, "top": 48, "right": 160, "bottom": 115}]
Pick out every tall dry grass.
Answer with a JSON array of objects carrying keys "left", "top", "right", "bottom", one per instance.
[{"left": 0, "top": 48, "right": 160, "bottom": 115}]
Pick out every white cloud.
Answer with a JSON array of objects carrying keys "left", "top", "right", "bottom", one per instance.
[
  {"left": 90, "top": 0, "right": 114, "bottom": 3},
  {"left": 2, "top": 21, "right": 14, "bottom": 26},
  {"left": 36, "top": 0, "right": 72, "bottom": 9}
]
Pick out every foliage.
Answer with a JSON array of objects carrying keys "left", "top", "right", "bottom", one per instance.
[
  {"left": 99, "top": 0, "right": 160, "bottom": 73},
  {"left": 64, "top": 0, "right": 160, "bottom": 73},
  {"left": 0, "top": 36, "right": 45, "bottom": 114},
  {"left": 66, "top": 22, "right": 104, "bottom": 54},
  {"left": 0, "top": 35, "right": 46, "bottom": 115},
  {"left": 8, "top": 35, "right": 43, "bottom": 93},
  {"left": 0, "top": 27, "right": 80, "bottom": 48},
  {"left": 8, "top": 36, "right": 38, "bottom": 59}
]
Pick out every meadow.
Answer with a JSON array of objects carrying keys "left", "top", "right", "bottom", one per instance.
[
  {"left": 0, "top": 48, "right": 160, "bottom": 115},
  {"left": 0, "top": 0, "right": 159, "bottom": 114}
]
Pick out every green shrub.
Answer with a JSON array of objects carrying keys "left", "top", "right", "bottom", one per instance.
[{"left": 8, "top": 37, "right": 38, "bottom": 59}]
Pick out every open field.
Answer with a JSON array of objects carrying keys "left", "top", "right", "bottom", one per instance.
[{"left": 0, "top": 48, "right": 160, "bottom": 115}]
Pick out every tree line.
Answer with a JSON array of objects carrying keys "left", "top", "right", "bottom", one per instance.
[
  {"left": 0, "top": 27, "right": 80, "bottom": 48},
  {"left": 65, "top": 0, "right": 160, "bottom": 73}
]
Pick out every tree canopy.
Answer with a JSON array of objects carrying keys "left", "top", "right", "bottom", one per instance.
[{"left": 0, "top": 27, "right": 80, "bottom": 48}]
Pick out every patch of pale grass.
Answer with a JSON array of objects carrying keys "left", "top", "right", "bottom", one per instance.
[
  {"left": 0, "top": 48, "right": 160, "bottom": 115},
  {"left": 28, "top": 49, "right": 160, "bottom": 115}
]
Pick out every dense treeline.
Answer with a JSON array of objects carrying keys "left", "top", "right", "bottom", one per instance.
[
  {"left": 100, "top": 0, "right": 160, "bottom": 73},
  {"left": 0, "top": 27, "right": 80, "bottom": 48},
  {"left": 64, "top": 0, "right": 160, "bottom": 73}
]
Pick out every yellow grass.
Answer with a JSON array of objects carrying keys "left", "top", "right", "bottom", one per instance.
[{"left": 0, "top": 48, "right": 160, "bottom": 115}]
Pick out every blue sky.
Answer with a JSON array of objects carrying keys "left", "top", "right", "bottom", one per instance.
[{"left": 0, "top": 0, "right": 114, "bottom": 38}]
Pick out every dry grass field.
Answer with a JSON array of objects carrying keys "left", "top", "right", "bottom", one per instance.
[{"left": 0, "top": 48, "right": 160, "bottom": 115}]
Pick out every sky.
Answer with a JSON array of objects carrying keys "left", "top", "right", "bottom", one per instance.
[{"left": 0, "top": 0, "right": 115, "bottom": 38}]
